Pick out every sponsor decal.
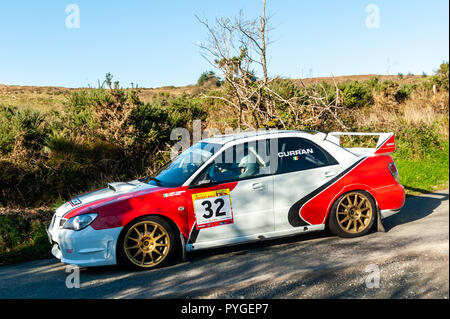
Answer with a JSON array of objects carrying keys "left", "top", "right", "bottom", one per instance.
[
  {"left": 163, "top": 190, "right": 186, "bottom": 198},
  {"left": 192, "top": 189, "right": 234, "bottom": 229},
  {"left": 278, "top": 148, "right": 313, "bottom": 158},
  {"left": 69, "top": 197, "right": 82, "bottom": 206}
]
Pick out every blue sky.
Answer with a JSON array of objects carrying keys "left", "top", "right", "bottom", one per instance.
[{"left": 0, "top": 0, "right": 448, "bottom": 88}]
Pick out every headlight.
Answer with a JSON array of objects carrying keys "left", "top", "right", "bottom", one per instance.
[{"left": 63, "top": 213, "right": 98, "bottom": 231}]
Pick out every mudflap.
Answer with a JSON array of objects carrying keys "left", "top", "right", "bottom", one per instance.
[
  {"left": 180, "top": 232, "right": 187, "bottom": 262},
  {"left": 376, "top": 207, "right": 386, "bottom": 232}
]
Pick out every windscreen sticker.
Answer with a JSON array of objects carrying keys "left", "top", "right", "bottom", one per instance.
[{"left": 192, "top": 189, "right": 233, "bottom": 230}]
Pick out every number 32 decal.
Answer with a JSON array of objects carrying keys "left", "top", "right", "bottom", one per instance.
[
  {"left": 201, "top": 198, "right": 226, "bottom": 219},
  {"left": 192, "top": 189, "right": 233, "bottom": 229}
]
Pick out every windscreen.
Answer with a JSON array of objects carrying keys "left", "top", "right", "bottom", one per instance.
[{"left": 149, "top": 142, "right": 222, "bottom": 187}]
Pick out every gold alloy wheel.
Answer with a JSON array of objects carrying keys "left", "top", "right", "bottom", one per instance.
[
  {"left": 336, "top": 192, "right": 373, "bottom": 234},
  {"left": 123, "top": 221, "right": 171, "bottom": 268}
]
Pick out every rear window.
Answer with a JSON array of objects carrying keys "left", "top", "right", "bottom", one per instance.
[{"left": 276, "top": 137, "right": 338, "bottom": 174}]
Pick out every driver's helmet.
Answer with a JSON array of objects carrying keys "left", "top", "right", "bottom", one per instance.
[{"left": 238, "top": 155, "right": 259, "bottom": 178}]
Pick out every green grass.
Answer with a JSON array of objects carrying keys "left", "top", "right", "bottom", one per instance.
[{"left": 393, "top": 139, "right": 449, "bottom": 195}]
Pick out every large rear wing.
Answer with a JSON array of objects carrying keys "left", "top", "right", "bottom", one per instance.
[{"left": 325, "top": 132, "right": 396, "bottom": 156}]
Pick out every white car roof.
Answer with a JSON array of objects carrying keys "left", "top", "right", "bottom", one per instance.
[{"left": 201, "top": 130, "right": 325, "bottom": 146}]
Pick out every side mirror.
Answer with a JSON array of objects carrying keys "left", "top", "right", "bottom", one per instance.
[
  {"left": 189, "top": 166, "right": 215, "bottom": 189},
  {"left": 196, "top": 173, "right": 211, "bottom": 186}
]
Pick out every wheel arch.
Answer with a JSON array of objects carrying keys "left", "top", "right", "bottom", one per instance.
[
  {"left": 322, "top": 185, "right": 380, "bottom": 227},
  {"left": 116, "top": 213, "right": 184, "bottom": 262},
  {"left": 119, "top": 213, "right": 182, "bottom": 238}
]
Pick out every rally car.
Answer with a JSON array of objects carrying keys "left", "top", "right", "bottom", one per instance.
[{"left": 47, "top": 130, "right": 405, "bottom": 270}]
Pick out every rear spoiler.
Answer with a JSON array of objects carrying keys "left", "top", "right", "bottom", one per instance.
[{"left": 325, "top": 132, "right": 395, "bottom": 156}]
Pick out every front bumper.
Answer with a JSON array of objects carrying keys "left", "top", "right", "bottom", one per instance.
[{"left": 47, "top": 221, "right": 122, "bottom": 267}]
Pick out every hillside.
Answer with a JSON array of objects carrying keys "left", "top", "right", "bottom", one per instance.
[{"left": 0, "top": 74, "right": 426, "bottom": 111}]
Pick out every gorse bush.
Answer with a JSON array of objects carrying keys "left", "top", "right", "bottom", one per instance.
[
  {"left": 0, "top": 106, "right": 17, "bottom": 154},
  {"left": 0, "top": 106, "right": 49, "bottom": 156},
  {"left": 372, "top": 80, "right": 417, "bottom": 104},
  {"left": 340, "top": 81, "right": 373, "bottom": 108},
  {"left": 66, "top": 90, "right": 98, "bottom": 132},
  {"left": 197, "top": 71, "right": 222, "bottom": 87},
  {"left": 340, "top": 81, "right": 373, "bottom": 109},
  {"left": 394, "top": 85, "right": 415, "bottom": 103},
  {"left": 431, "top": 62, "right": 449, "bottom": 91},
  {"left": 269, "top": 78, "right": 303, "bottom": 101}
]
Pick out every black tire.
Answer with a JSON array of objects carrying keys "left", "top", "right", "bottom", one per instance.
[
  {"left": 117, "top": 215, "right": 177, "bottom": 270},
  {"left": 328, "top": 190, "right": 376, "bottom": 238}
]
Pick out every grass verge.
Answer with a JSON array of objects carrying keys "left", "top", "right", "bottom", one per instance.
[
  {"left": 0, "top": 208, "right": 53, "bottom": 265},
  {"left": 393, "top": 138, "right": 449, "bottom": 196}
]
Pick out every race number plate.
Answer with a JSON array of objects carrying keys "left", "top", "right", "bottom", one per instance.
[{"left": 192, "top": 189, "right": 233, "bottom": 229}]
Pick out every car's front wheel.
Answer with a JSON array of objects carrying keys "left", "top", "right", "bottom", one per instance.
[
  {"left": 117, "top": 216, "right": 176, "bottom": 270},
  {"left": 328, "top": 190, "right": 376, "bottom": 238}
]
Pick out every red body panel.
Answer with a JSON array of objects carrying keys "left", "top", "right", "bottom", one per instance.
[
  {"left": 65, "top": 186, "right": 190, "bottom": 238},
  {"left": 375, "top": 135, "right": 396, "bottom": 155},
  {"left": 64, "top": 182, "right": 239, "bottom": 241},
  {"left": 300, "top": 155, "right": 405, "bottom": 225}
]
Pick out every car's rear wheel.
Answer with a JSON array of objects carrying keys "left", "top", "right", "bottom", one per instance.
[
  {"left": 328, "top": 190, "right": 376, "bottom": 238},
  {"left": 117, "top": 216, "right": 176, "bottom": 270}
]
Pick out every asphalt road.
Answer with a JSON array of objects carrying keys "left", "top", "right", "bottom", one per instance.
[{"left": 0, "top": 190, "right": 448, "bottom": 299}]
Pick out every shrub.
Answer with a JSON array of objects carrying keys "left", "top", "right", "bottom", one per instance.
[
  {"left": 197, "top": 71, "right": 221, "bottom": 87},
  {"left": 269, "top": 78, "right": 305, "bottom": 115},
  {"left": 340, "top": 81, "right": 373, "bottom": 108},
  {"left": 431, "top": 62, "right": 449, "bottom": 90},
  {"left": 0, "top": 209, "right": 53, "bottom": 264},
  {"left": 394, "top": 84, "right": 415, "bottom": 103},
  {"left": 0, "top": 106, "right": 18, "bottom": 155},
  {"left": 366, "top": 77, "right": 381, "bottom": 90},
  {"left": 0, "top": 106, "right": 49, "bottom": 156}
]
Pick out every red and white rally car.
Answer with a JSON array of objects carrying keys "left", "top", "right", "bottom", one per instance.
[{"left": 47, "top": 130, "right": 405, "bottom": 270}]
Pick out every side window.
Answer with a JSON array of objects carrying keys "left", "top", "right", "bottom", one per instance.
[
  {"left": 276, "top": 137, "right": 338, "bottom": 174},
  {"left": 194, "top": 139, "right": 272, "bottom": 185}
]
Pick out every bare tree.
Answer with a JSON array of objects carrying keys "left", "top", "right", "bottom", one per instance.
[{"left": 197, "top": 0, "right": 347, "bottom": 130}]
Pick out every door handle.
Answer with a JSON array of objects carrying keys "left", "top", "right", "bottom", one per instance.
[
  {"left": 252, "top": 183, "right": 265, "bottom": 191},
  {"left": 324, "top": 171, "right": 337, "bottom": 178}
]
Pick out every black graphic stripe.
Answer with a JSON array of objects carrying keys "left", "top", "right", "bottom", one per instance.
[
  {"left": 287, "top": 157, "right": 366, "bottom": 227},
  {"left": 187, "top": 223, "right": 199, "bottom": 244},
  {"left": 376, "top": 134, "right": 391, "bottom": 150}
]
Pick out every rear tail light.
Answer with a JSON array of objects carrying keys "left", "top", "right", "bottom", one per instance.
[{"left": 388, "top": 162, "right": 399, "bottom": 183}]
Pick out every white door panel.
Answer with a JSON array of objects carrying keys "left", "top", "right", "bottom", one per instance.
[
  {"left": 273, "top": 166, "right": 335, "bottom": 230},
  {"left": 272, "top": 136, "right": 344, "bottom": 231},
  {"left": 194, "top": 175, "right": 274, "bottom": 243}
]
